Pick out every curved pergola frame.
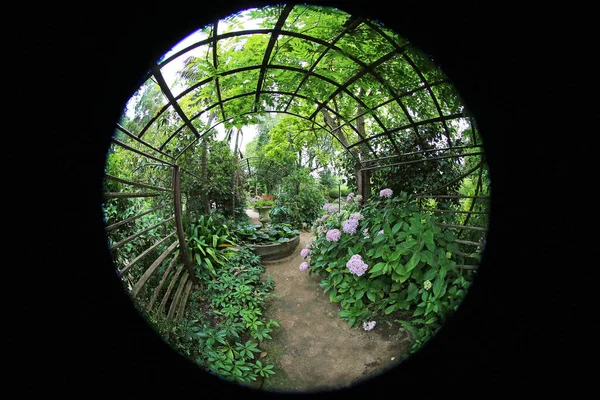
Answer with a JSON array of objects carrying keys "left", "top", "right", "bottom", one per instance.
[{"left": 104, "top": 3, "right": 489, "bottom": 321}]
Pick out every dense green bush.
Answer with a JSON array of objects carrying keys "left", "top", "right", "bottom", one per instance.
[
  {"left": 145, "top": 247, "right": 278, "bottom": 385},
  {"left": 327, "top": 184, "right": 352, "bottom": 200},
  {"left": 304, "top": 189, "right": 477, "bottom": 357},
  {"left": 186, "top": 214, "right": 239, "bottom": 278},
  {"left": 274, "top": 169, "right": 326, "bottom": 228}
]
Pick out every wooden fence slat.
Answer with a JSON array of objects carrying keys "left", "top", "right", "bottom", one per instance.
[
  {"left": 456, "top": 265, "right": 479, "bottom": 270},
  {"left": 118, "top": 232, "right": 177, "bottom": 276},
  {"left": 103, "top": 192, "right": 162, "bottom": 199},
  {"left": 175, "top": 280, "right": 194, "bottom": 322},
  {"left": 167, "top": 271, "right": 189, "bottom": 321},
  {"left": 105, "top": 204, "right": 168, "bottom": 232},
  {"left": 158, "top": 264, "right": 184, "bottom": 316},
  {"left": 436, "top": 222, "right": 487, "bottom": 232},
  {"left": 131, "top": 241, "right": 179, "bottom": 297},
  {"left": 147, "top": 252, "right": 179, "bottom": 311},
  {"left": 109, "top": 216, "right": 175, "bottom": 251},
  {"left": 454, "top": 239, "right": 483, "bottom": 246}
]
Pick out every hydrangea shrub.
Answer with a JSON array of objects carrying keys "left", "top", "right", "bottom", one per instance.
[{"left": 308, "top": 189, "right": 477, "bottom": 356}]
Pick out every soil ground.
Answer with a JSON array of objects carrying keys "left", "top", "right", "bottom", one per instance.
[{"left": 245, "top": 209, "right": 411, "bottom": 394}]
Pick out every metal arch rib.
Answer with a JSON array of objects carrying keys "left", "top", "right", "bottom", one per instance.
[{"left": 254, "top": 4, "right": 294, "bottom": 112}]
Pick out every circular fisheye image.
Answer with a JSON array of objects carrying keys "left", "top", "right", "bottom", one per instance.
[{"left": 102, "top": 3, "right": 490, "bottom": 393}]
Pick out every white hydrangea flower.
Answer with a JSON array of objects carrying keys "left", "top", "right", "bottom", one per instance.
[{"left": 424, "top": 280, "right": 432, "bottom": 291}]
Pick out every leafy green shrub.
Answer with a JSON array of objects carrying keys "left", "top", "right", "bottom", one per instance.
[
  {"left": 306, "top": 190, "right": 477, "bottom": 357},
  {"left": 146, "top": 247, "right": 278, "bottom": 385},
  {"left": 327, "top": 184, "right": 352, "bottom": 200},
  {"left": 186, "top": 214, "right": 239, "bottom": 278},
  {"left": 275, "top": 169, "right": 326, "bottom": 228},
  {"left": 252, "top": 198, "right": 276, "bottom": 208}
]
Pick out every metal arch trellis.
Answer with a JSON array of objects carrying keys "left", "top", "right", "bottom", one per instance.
[
  {"left": 105, "top": 3, "right": 490, "bottom": 322},
  {"left": 137, "top": 19, "right": 458, "bottom": 158}
]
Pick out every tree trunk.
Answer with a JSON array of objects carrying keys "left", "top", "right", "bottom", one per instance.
[
  {"left": 321, "top": 95, "right": 371, "bottom": 201},
  {"left": 232, "top": 128, "right": 241, "bottom": 215}
]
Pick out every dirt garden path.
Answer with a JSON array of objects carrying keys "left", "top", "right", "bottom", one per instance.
[{"left": 245, "top": 210, "right": 411, "bottom": 394}]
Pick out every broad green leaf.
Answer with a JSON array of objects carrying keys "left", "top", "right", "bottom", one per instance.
[
  {"left": 329, "top": 290, "right": 338, "bottom": 302},
  {"left": 423, "top": 267, "right": 437, "bottom": 281},
  {"left": 407, "top": 282, "right": 418, "bottom": 301},
  {"left": 390, "top": 248, "right": 402, "bottom": 261},
  {"left": 392, "top": 222, "right": 403, "bottom": 234},
  {"left": 394, "top": 262, "right": 406, "bottom": 275},
  {"left": 423, "top": 230, "right": 435, "bottom": 251},
  {"left": 370, "top": 262, "right": 386, "bottom": 274},
  {"left": 333, "top": 273, "right": 343, "bottom": 285},
  {"left": 385, "top": 304, "right": 396, "bottom": 314},
  {"left": 420, "top": 250, "right": 434, "bottom": 266},
  {"left": 405, "top": 251, "right": 420, "bottom": 272},
  {"left": 367, "top": 291, "right": 377, "bottom": 302},
  {"left": 373, "top": 233, "right": 386, "bottom": 244}
]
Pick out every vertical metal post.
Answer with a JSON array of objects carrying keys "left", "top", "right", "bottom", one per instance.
[
  {"left": 338, "top": 180, "right": 341, "bottom": 212},
  {"left": 173, "top": 165, "right": 199, "bottom": 286}
]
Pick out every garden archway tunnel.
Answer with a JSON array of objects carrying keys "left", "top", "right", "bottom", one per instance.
[{"left": 102, "top": 1, "right": 490, "bottom": 388}]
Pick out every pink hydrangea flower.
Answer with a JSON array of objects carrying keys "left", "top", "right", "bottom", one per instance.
[
  {"left": 346, "top": 192, "right": 355, "bottom": 202},
  {"left": 346, "top": 254, "right": 368, "bottom": 276},
  {"left": 321, "top": 214, "right": 329, "bottom": 221},
  {"left": 350, "top": 212, "right": 363, "bottom": 220},
  {"left": 342, "top": 218, "right": 359, "bottom": 234},
  {"left": 377, "top": 229, "right": 384, "bottom": 236},
  {"left": 362, "top": 321, "right": 376, "bottom": 331},
  {"left": 379, "top": 188, "right": 393, "bottom": 198},
  {"left": 300, "top": 248, "right": 311, "bottom": 258},
  {"left": 299, "top": 261, "right": 309, "bottom": 271},
  {"left": 326, "top": 229, "right": 342, "bottom": 242}
]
